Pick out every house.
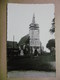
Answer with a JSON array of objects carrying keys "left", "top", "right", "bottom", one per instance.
[{"left": 7, "top": 41, "right": 20, "bottom": 57}]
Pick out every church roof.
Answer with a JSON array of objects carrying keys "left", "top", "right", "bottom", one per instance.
[
  {"left": 18, "top": 34, "right": 29, "bottom": 46},
  {"left": 32, "top": 14, "right": 35, "bottom": 24},
  {"left": 29, "top": 14, "right": 39, "bottom": 29}
]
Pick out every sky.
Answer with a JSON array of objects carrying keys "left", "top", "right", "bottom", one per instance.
[{"left": 7, "top": 3, "right": 55, "bottom": 52}]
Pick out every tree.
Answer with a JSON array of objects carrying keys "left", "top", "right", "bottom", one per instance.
[
  {"left": 47, "top": 18, "right": 55, "bottom": 53},
  {"left": 50, "top": 18, "right": 55, "bottom": 34},
  {"left": 46, "top": 39, "right": 55, "bottom": 52}
]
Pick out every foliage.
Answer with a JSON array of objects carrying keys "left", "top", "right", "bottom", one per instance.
[
  {"left": 46, "top": 39, "right": 55, "bottom": 51},
  {"left": 50, "top": 18, "right": 55, "bottom": 34}
]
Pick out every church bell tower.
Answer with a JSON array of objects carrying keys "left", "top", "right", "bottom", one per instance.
[{"left": 29, "top": 14, "right": 40, "bottom": 54}]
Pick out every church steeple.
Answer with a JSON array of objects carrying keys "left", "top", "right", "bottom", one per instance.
[
  {"left": 32, "top": 14, "right": 35, "bottom": 24},
  {"left": 29, "top": 14, "right": 39, "bottom": 29},
  {"left": 29, "top": 14, "right": 40, "bottom": 51}
]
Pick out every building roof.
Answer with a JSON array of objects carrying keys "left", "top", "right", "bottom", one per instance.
[
  {"left": 29, "top": 14, "right": 39, "bottom": 29},
  {"left": 7, "top": 41, "right": 18, "bottom": 48},
  {"left": 18, "top": 34, "right": 29, "bottom": 46}
]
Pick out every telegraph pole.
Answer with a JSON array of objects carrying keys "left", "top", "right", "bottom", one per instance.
[{"left": 13, "top": 35, "right": 15, "bottom": 49}]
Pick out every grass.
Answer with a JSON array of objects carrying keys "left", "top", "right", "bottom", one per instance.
[{"left": 7, "top": 53, "right": 56, "bottom": 72}]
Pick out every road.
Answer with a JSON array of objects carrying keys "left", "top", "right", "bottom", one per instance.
[{"left": 8, "top": 71, "right": 56, "bottom": 78}]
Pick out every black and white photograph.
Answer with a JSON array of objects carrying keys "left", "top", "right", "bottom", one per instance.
[{"left": 7, "top": 3, "right": 56, "bottom": 78}]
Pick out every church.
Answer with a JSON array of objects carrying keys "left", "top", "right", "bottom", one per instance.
[
  {"left": 29, "top": 14, "right": 41, "bottom": 54},
  {"left": 19, "top": 14, "right": 44, "bottom": 55}
]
